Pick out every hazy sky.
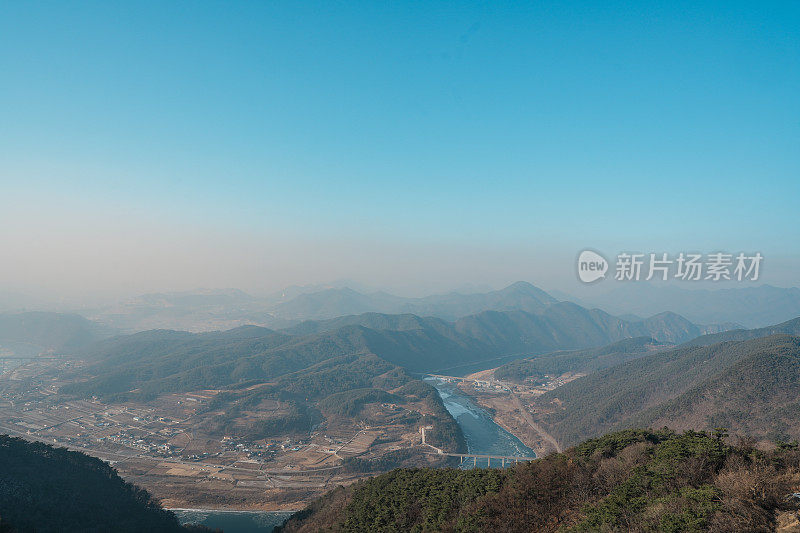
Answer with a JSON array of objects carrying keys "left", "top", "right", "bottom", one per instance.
[{"left": 1, "top": 1, "right": 798, "bottom": 300}]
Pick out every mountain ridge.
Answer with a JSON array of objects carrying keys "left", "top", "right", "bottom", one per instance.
[
  {"left": 66, "top": 302, "right": 730, "bottom": 400},
  {"left": 565, "top": 283, "right": 800, "bottom": 328},
  {"left": 530, "top": 327, "right": 800, "bottom": 446}
]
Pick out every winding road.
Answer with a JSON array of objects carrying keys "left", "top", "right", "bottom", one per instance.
[{"left": 508, "top": 391, "right": 562, "bottom": 453}]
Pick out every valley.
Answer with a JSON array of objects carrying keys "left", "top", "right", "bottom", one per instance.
[
  {"left": 2, "top": 290, "right": 800, "bottom": 527},
  {"left": 0, "top": 357, "right": 453, "bottom": 511},
  {"left": 5, "top": 6, "right": 798, "bottom": 530},
  {"left": 425, "top": 371, "right": 576, "bottom": 456}
]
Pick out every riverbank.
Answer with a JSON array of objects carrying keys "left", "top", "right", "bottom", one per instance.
[
  {"left": 424, "top": 377, "right": 535, "bottom": 462},
  {"left": 171, "top": 508, "right": 296, "bottom": 533},
  {"left": 454, "top": 381, "right": 562, "bottom": 456}
]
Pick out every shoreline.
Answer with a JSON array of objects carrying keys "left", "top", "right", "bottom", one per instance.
[
  {"left": 168, "top": 508, "right": 300, "bottom": 513},
  {"left": 451, "top": 380, "right": 559, "bottom": 457},
  {"left": 427, "top": 377, "right": 536, "bottom": 459}
]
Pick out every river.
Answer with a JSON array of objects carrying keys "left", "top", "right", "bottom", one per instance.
[
  {"left": 172, "top": 509, "right": 295, "bottom": 532},
  {"left": 424, "top": 376, "right": 535, "bottom": 464}
]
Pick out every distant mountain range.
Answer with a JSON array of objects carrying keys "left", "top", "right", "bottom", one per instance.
[
  {"left": 5, "top": 281, "right": 799, "bottom": 334},
  {"left": 74, "top": 280, "right": 760, "bottom": 336},
  {"left": 80, "top": 288, "right": 291, "bottom": 333},
  {"left": 0, "top": 312, "right": 115, "bottom": 356},
  {"left": 0, "top": 282, "right": 743, "bottom": 365},
  {"left": 78, "top": 281, "right": 560, "bottom": 332},
  {"left": 563, "top": 283, "right": 800, "bottom": 328},
  {"left": 272, "top": 281, "right": 558, "bottom": 321},
  {"left": 62, "top": 301, "right": 733, "bottom": 404}
]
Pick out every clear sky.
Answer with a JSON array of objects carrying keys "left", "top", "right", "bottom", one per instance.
[{"left": 1, "top": 1, "right": 798, "bottom": 299}]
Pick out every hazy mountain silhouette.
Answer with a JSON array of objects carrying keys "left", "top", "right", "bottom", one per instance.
[
  {"left": 566, "top": 284, "right": 800, "bottom": 328},
  {"left": 0, "top": 312, "right": 114, "bottom": 356}
]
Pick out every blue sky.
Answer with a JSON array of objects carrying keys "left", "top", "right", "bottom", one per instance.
[{"left": 1, "top": 1, "right": 798, "bottom": 296}]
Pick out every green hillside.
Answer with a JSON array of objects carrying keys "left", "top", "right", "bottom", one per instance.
[
  {"left": 65, "top": 303, "right": 719, "bottom": 401},
  {"left": 0, "top": 435, "right": 207, "bottom": 532},
  {"left": 282, "top": 313, "right": 452, "bottom": 336},
  {"left": 532, "top": 334, "right": 800, "bottom": 446},
  {"left": 494, "top": 336, "right": 668, "bottom": 382},
  {"left": 631, "top": 336, "right": 800, "bottom": 441},
  {"left": 683, "top": 317, "right": 800, "bottom": 347},
  {"left": 278, "top": 428, "right": 800, "bottom": 532},
  {"left": 55, "top": 305, "right": 733, "bottom": 457},
  {"left": 63, "top": 327, "right": 466, "bottom": 453}
]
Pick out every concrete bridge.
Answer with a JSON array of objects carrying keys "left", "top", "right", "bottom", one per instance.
[
  {"left": 420, "top": 425, "right": 535, "bottom": 468},
  {"left": 447, "top": 452, "right": 536, "bottom": 468}
]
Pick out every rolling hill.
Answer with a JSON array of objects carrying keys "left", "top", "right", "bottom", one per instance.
[
  {"left": 683, "top": 316, "right": 800, "bottom": 346},
  {"left": 50, "top": 301, "right": 729, "bottom": 451},
  {"left": 281, "top": 312, "right": 453, "bottom": 336},
  {"left": 494, "top": 336, "right": 670, "bottom": 382},
  {"left": 629, "top": 336, "right": 800, "bottom": 441},
  {"left": 268, "top": 287, "right": 407, "bottom": 321},
  {"left": 68, "top": 303, "right": 725, "bottom": 400},
  {"left": 530, "top": 328, "right": 800, "bottom": 446},
  {"left": 56, "top": 303, "right": 736, "bottom": 459},
  {"left": 61, "top": 325, "right": 468, "bottom": 453}
]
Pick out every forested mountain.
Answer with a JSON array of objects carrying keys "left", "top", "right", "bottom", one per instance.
[
  {"left": 67, "top": 303, "right": 724, "bottom": 401},
  {"left": 278, "top": 428, "right": 800, "bottom": 532},
  {"left": 0, "top": 435, "right": 205, "bottom": 532},
  {"left": 452, "top": 304, "right": 725, "bottom": 350},
  {"left": 0, "top": 312, "right": 114, "bottom": 356},
  {"left": 282, "top": 312, "right": 453, "bottom": 336},
  {"left": 531, "top": 332, "right": 800, "bottom": 446},
  {"left": 399, "top": 281, "right": 558, "bottom": 319},
  {"left": 683, "top": 316, "right": 800, "bottom": 347},
  {"left": 62, "top": 325, "right": 467, "bottom": 452},
  {"left": 269, "top": 288, "right": 407, "bottom": 321},
  {"left": 53, "top": 302, "right": 729, "bottom": 461},
  {"left": 65, "top": 325, "right": 385, "bottom": 400},
  {"left": 630, "top": 337, "right": 800, "bottom": 441}
]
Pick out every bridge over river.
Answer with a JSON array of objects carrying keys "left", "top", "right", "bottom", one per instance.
[
  {"left": 420, "top": 425, "right": 536, "bottom": 468},
  {"left": 443, "top": 451, "right": 536, "bottom": 468}
]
